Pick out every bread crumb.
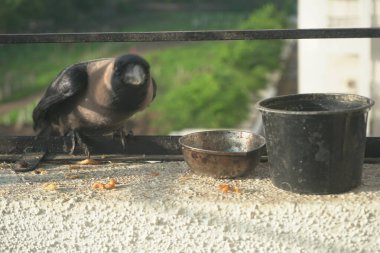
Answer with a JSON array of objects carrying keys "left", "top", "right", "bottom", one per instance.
[
  {"left": 218, "top": 184, "right": 241, "bottom": 193},
  {"left": 219, "top": 183, "right": 231, "bottom": 193},
  {"left": 77, "top": 159, "right": 100, "bottom": 165},
  {"left": 43, "top": 183, "right": 58, "bottom": 191},
  {"left": 234, "top": 186, "right": 241, "bottom": 193},
  {"left": 104, "top": 183, "right": 115, "bottom": 189},
  {"left": 92, "top": 178, "right": 118, "bottom": 190},
  {"left": 109, "top": 178, "right": 117, "bottom": 185},
  {"left": 92, "top": 182, "right": 105, "bottom": 189}
]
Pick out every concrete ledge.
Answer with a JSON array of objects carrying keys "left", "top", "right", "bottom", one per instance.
[{"left": 1, "top": 161, "right": 379, "bottom": 252}]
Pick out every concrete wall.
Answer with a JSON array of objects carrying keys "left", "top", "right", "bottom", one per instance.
[{"left": 1, "top": 161, "right": 379, "bottom": 252}]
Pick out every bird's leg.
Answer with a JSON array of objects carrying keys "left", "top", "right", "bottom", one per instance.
[
  {"left": 113, "top": 129, "right": 134, "bottom": 151},
  {"left": 74, "top": 131, "right": 91, "bottom": 159},
  {"left": 121, "top": 130, "right": 135, "bottom": 151},
  {"left": 62, "top": 131, "right": 76, "bottom": 154},
  {"left": 65, "top": 130, "right": 91, "bottom": 158},
  {"left": 70, "top": 131, "right": 77, "bottom": 155}
]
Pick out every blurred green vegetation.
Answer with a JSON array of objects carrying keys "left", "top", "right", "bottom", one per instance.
[
  {"left": 0, "top": 101, "right": 37, "bottom": 126},
  {"left": 147, "top": 5, "right": 285, "bottom": 133},
  {"left": 0, "top": 43, "right": 128, "bottom": 102},
  {"left": 0, "top": 0, "right": 295, "bottom": 32},
  {"left": 0, "top": 2, "right": 292, "bottom": 133}
]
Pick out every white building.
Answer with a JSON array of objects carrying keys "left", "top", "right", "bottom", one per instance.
[{"left": 298, "top": 0, "right": 380, "bottom": 135}]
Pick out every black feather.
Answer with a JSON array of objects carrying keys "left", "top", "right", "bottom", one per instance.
[{"left": 32, "top": 63, "right": 88, "bottom": 131}]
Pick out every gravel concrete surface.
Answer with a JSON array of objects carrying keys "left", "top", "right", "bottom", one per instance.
[{"left": 0, "top": 161, "right": 379, "bottom": 252}]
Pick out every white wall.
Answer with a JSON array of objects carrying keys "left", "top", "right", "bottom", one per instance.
[
  {"left": 298, "top": 39, "right": 371, "bottom": 96},
  {"left": 298, "top": 0, "right": 379, "bottom": 133}
]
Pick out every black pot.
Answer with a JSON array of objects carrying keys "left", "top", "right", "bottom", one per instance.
[{"left": 257, "top": 93, "right": 374, "bottom": 194}]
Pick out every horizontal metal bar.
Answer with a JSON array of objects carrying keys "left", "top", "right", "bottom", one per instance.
[
  {"left": 1, "top": 135, "right": 380, "bottom": 158},
  {"left": 0, "top": 154, "right": 184, "bottom": 163},
  {"left": 1, "top": 28, "right": 380, "bottom": 44},
  {"left": 0, "top": 135, "right": 182, "bottom": 156}
]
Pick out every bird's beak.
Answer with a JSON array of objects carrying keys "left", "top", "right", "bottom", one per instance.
[{"left": 124, "top": 64, "right": 146, "bottom": 86}]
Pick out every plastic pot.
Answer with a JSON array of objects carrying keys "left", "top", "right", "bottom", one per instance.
[{"left": 257, "top": 93, "right": 374, "bottom": 194}]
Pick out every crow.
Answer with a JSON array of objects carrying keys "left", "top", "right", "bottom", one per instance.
[{"left": 33, "top": 54, "right": 157, "bottom": 156}]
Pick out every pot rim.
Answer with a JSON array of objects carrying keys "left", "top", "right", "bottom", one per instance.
[{"left": 256, "top": 93, "right": 375, "bottom": 115}]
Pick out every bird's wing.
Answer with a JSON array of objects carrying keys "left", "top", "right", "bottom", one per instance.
[{"left": 32, "top": 62, "right": 88, "bottom": 131}]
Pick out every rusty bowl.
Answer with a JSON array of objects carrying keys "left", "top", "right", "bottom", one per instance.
[{"left": 179, "top": 130, "right": 266, "bottom": 178}]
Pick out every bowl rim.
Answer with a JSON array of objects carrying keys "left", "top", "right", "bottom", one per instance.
[
  {"left": 178, "top": 130, "right": 266, "bottom": 156},
  {"left": 256, "top": 93, "right": 374, "bottom": 115}
]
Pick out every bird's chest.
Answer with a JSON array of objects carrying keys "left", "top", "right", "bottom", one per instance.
[
  {"left": 63, "top": 64, "right": 148, "bottom": 131},
  {"left": 73, "top": 96, "right": 131, "bottom": 127}
]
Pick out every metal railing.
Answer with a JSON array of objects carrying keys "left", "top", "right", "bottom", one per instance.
[
  {"left": 1, "top": 28, "right": 380, "bottom": 43},
  {"left": 1, "top": 27, "right": 380, "bottom": 171}
]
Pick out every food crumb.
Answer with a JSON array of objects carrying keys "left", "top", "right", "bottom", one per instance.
[
  {"left": 219, "top": 183, "right": 231, "bottom": 193},
  {"left": 234, "top": 186, "right": 241, "bottom": 193},
  {"left": 109, "top": 178, "right": 117, "bottom": 185},
  {"left": 43, "top": 183, "right": 58, "bottom": 191},
  {"left": 92, "top": 178, "right": 118, "bottom": 190},
  {"left": 93, "top": 182, "right": 105, "bottom": 189},
  {"left": 77, "top": 159, "right": 100, "bottom": 165},
  {"left": 104, "top": 183, "right": 115, "bottom": 189},
  {"left": 218, "top": 184, "right": 241, "bottom": 193}
]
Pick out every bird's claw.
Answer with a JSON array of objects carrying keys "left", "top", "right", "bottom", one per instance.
[{"left": 113, "top": 130, "right": 134, "bottom": 152}]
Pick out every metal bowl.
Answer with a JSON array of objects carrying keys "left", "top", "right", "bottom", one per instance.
[{"left": 179, "top": 130, "right": 266, "bottom": 178}]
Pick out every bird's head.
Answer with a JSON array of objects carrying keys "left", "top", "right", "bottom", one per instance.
[
  {"left": 113, "top": 54, "right": 150, "bottom": 87},
  {"left": 109, "top": 54, "right": 156, "bottom": 111}
]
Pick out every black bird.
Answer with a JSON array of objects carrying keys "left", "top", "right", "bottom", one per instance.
[{"left": 33, "top": 54, "right": 157, "bottom": 156}]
